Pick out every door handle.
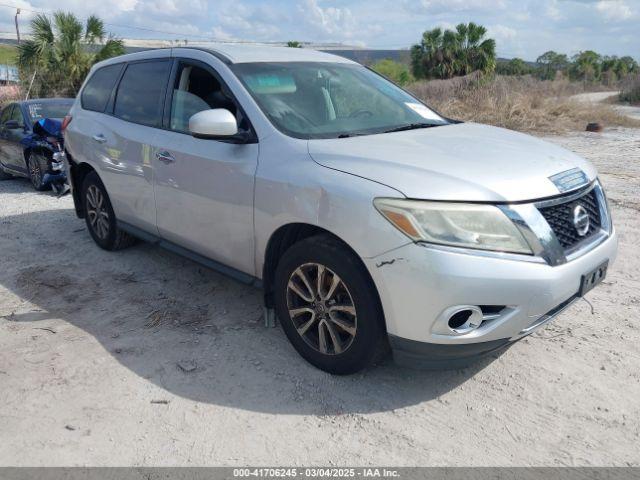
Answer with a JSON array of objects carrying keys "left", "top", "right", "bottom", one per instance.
[
  {"left": 92, "top": 134, "right": 106, "bottom": 144},
  {"left": 156, "top": 150, "right": 175, "bottom": 164}
]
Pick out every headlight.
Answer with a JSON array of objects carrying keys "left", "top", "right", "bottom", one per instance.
[{"left": 374, "top": 198, "right": 532, "bottom": 254}]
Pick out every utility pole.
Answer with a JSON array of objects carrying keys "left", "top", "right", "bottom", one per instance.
[{"left": 15, "top": 9, "right": 21, "bottom": 44}]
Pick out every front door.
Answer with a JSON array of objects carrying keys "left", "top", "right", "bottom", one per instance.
[
  {"left": 153, "top": 59, "right": 258, "bottom": 276},
  {"left": 0, "top": 104, "right": 27, "bottom": 172}
]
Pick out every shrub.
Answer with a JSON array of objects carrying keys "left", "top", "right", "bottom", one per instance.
[{"left": 371, "top": 59, "right": 414, "bottom": 86}]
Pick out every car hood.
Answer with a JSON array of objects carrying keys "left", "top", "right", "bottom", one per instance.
[{"left": 307, "top": 123, "right": 597, "bottom": 202}]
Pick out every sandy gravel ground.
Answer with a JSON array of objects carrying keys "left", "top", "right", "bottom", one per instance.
[
  {"left": 0, "top": 127, "right": 639, "bottom": 467},
  {"left": 572, "top": 91, "right": 640, "bottom": 120}
]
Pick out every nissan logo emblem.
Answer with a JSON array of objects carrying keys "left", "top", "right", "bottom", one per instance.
[{"left": 573, "top": 205, "right": 590, "bottom": 236}]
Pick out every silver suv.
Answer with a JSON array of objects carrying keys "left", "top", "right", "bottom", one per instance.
[{"left": 64, "top": 46, "right": 617, "bottom": 374}]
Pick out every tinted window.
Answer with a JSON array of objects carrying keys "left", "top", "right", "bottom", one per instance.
[
  {"left": 114, "top": 60, "right": 171, "bottom": 127},
  {"left": 81, "top": 64, "right": 123, "bottom": 112}
]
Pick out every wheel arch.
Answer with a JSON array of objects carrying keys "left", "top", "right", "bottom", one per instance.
[
  {"left": 67, "top": 153, "right": 98, "bottom": 218},
  {"left": 261, "top": 223, "right": 384, "bottom": 327},
  {"left": 23, "top": 146, "right": 54, "bottom": 165}
]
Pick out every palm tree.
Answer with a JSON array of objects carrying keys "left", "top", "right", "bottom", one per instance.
[
  {"left": 454, "top": 22, "right": 496, "bottom": 76},
  {"left": 17, "top": 12, "right": 125, "bottom": 97},
  {"left": 410, "top": 23, "right": 496, "bottom": 79}
]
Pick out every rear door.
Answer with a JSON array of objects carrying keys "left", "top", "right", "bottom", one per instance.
[
  {"left": 152, "top": 57, "right": 259, "bottom": 275},
  {"left": 103, "top": 58, "right": 172, "bottom": 233},
  {"left": 67, "top": 54, "right": 172, "bottom": 234}
]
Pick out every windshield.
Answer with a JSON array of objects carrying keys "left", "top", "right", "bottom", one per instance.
[
  {"left": 232, "top": 62, "right": 448, "bottom": 139},
  {"left": 27, "top": 102, "right": 73, "bottom": 122}
]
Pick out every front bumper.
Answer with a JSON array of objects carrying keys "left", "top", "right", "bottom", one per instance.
[
  {"left": 365, "top": 229, "right": 617, "bottom": 367},
  {"left": 42, "top": 152, "right": 67, "bottom": 185}
]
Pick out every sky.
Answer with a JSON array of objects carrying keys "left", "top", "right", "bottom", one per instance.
[{"left": 0, "top": 0, "right": 638, "bottom": 61}]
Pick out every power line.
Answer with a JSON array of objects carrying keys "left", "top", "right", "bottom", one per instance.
[{"left": 0, "top": 2, "right": 233, "bottom": 42}]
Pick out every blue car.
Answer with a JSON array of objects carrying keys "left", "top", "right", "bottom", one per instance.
[{"left": 0, "top": 98, "right": 73, "bottom": 191}]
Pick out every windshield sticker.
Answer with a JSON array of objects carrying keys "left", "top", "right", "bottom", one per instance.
[
  {"left": 405, "top": 102, "right": 442, "bottom": 121},
  {"left": 246, "top": 74, "right": 297, "bottom": 94},
  {"left": 29, "top": 103, "right": 44, "bottom": 120}
]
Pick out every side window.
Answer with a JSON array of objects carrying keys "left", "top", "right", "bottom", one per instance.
[
  {"left": 81, "top": 64, "right": 124, "bottom": 112},
  {"left": 169, "top": 62, "right": 243, "bottom": 133},
  {"left": 114, "top": 60, "right": 171, "bottom": 127},
  {"left": 10, "top": 105, "right": 24, "bottom": 126},
  {"left": 0, "top": 105, "right": 13, "bottom": 124}
]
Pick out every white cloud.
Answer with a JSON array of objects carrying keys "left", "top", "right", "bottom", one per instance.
[
  {"left": 300, "top": 0, "right": 357, "bottom": 37},
  {"left": 488, "top": 24, "right": 517, "bottom": 41},
  {"left": 415, "top": 0, "right": 506, "bottom": 13},
  {"left": 596, "top": 0, "right": 634, "bottom": 21},
  {"left": 545, "top": 0, "right": 563, "bottom": 21},
  {"left": 6, "top": 0, "right": 638, "bottom": 61}
]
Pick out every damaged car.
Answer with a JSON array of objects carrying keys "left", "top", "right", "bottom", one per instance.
[
  {"left": 0, "top": 98, "right": 73, "bottom": 194},
  {"left": 64, "top": 47, "right": 617, "bottom": 374}
]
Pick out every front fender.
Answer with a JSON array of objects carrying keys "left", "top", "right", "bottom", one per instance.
[{"left": 253, "top": 134, "right": 411, "bottom": 279}]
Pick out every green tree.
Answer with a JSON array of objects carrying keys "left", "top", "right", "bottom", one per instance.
[
  {"left": 17, "top": 12, "right": 125, "bottom": 97},
  {"left": 569, "top": 50, "right": 602, "bottom": 82},
  {"left": 617, "top": 56, "right": 639, "bottom": 75},
  {"left": 496, "top": 58, "right": 532, "bottom": 76},
  {"left": 535, "top": 51, "right": 569, "bottom": 80},
  {"left": 371, "top": 59, "right": 414, "bottom": 86},
  {"left": 287, "top": 41, "right": 302, "bottom": 48},
  {"left": 410, "top": 23, "right": 496, "bottom": 79},
  {"left": 601, "top": 55, "right": 639, "bottom": 83},
  {"left": 453, "top": 22, "right": 496, "bottom": 76}
]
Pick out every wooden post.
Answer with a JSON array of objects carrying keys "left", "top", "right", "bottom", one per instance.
[{"left": 15, "top": 9, "right": 21, "bottom": 44}]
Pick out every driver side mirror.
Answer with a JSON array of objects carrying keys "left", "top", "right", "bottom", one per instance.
[
  {"left": 189, "top": 109, "right": 248, "bottom": 142},
  {"left": 4, "top": 119, "right": 21, "bottom": 130}
]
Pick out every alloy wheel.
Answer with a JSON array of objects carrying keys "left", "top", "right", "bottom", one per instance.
[
  {"left": 86, "top": 185, "right": 110, "bottom": 240},
  {"left": 28, "top": 157, "right": 42, "bottom": 189},
  {"left": 286, "top": 263, "right": 357, "bottom": 355}
]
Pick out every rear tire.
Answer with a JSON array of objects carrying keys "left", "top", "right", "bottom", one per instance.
[
  {"left": 82, "top": 171, "right": 136, "bottom": 251},
  {"left": 274, "top": 234, "right": 387, "bottom": 375},
  {"left": 27, "top": 153, "right": 48, "bottom": 191}
]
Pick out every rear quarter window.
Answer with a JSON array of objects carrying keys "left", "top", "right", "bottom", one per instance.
[
  {"left": 81, "top": 63, "right": 124, "bottom": 112},
  {"left": 113, "top": 60, "right": 171, "bottom": 127}
]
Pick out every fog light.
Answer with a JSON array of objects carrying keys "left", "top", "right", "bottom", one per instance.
[{"left": 447, "top": 306, "right": 483, "bottom": 334}]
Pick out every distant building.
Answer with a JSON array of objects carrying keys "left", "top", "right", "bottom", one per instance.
[{"left": 0, "top": 64, "right": 19, "bottom": 84}]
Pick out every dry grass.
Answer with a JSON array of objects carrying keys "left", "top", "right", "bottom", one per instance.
[{"left": 408, "top": 73, "right": 640, "bottom": 134}]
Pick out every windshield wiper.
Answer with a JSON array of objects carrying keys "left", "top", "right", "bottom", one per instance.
[
  {"left": 337, "top": 132, "right": 368, "bottom": 138},
  {"left": 383, "top": 123, "right": 439, "bottom": 134}
]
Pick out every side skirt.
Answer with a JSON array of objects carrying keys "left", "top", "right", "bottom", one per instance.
[
  {"left": 0, "top": 161, "right": 28, "bottom": 178},
  {"left": 117, "top": 220, "right": 263, "bottom": 289}
]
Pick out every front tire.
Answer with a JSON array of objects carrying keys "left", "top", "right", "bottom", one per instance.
[
  {"left": 274, "top": 235, "right": 387, "bottom": 375},
  {"left": 82, "top": 171, "right": 136, "bottom": 251},
  {"left": 27, "top": 153, "right": 48, "bottom": 191}
]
